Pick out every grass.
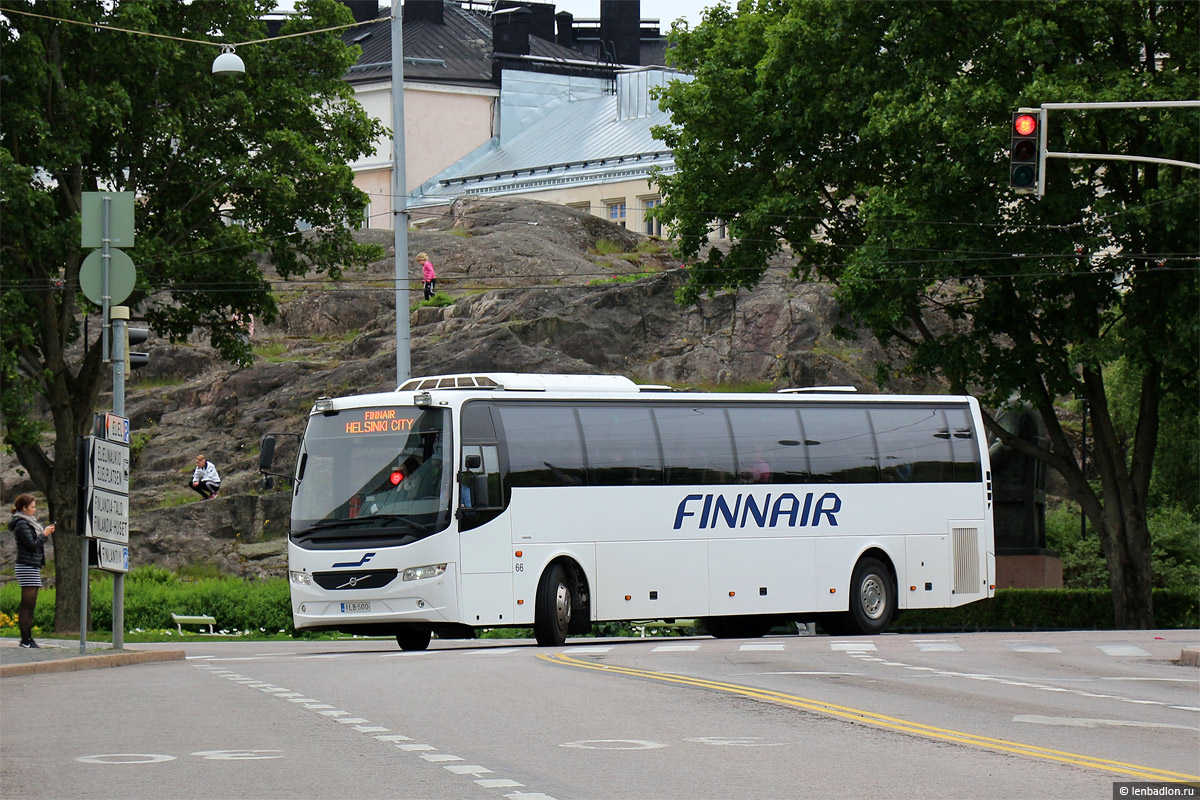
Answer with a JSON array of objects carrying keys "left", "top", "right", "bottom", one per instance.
[
  {"left": 588, "top": 271, "right": 656, "bottom": 286},
  {"left": 591, "top": 238, "right": 626, "bottom": 256},
  {"left": 412, "top": 291, "right": 455, "bottom": 310},
  {"left": 150, "top": 490, "right": 199, "bottom": 510},
  {"left": 252, "top": 341, "right": 289, "bottom": 362}
]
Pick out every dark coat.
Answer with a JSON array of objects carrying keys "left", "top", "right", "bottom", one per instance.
[{"left": 9, "top": 515, "right": 45, "bottom": 568}]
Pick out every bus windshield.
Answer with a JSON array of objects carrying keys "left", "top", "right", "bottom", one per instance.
[{"left": 291, "top": 406, "right": 451, "bottom": 545}]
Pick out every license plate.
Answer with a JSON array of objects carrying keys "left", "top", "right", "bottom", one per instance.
[{"left": 340, "top": 602, "right": 370, "bottom": 613}]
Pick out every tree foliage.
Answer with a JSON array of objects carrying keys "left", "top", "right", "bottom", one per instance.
[
  {"left": 652, "top": 0, "right": 1199, "bottom": 627},
  {"left": 1, "top": 0, "right": 384, "bottom": 631}
]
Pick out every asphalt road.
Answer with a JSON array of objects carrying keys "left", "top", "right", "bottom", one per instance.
[{"left": 2, "top": 630, "right": 1197, "bottom": 800}]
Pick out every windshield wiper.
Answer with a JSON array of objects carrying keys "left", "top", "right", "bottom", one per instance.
[{"left": 297, "top": 515, "right": 430, "bottom": 535}]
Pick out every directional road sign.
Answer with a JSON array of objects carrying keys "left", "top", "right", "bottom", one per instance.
[
  {"left": 86, "top": 487, "right": 129, "bottom": 544},
  {"left": 95, "top": 539, "right": 130, "bottom": 573},
  {"left": 89, "top": 437, "right": 129, "bottom": 495}
]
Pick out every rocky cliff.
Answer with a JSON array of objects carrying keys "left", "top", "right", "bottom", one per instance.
[{"left": 3, "top": 198, "right": 932, "bottom": 579}]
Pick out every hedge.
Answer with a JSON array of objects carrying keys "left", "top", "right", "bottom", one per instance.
[
  {"left": 2, "top": 580, "right": 1195, "bottom": 636},
  {"left": 894, "top": 588, "right": 1198, "bottom": 632}
]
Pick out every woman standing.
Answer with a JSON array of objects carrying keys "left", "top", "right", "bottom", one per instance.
[
  {"left": 8, "top": 494, "right": 55, "bottom": 648},
  {"left": 418, "top": 252, "right": 437, "bottom": 301}
]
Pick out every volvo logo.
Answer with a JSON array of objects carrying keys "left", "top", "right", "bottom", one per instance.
[
  {"left": 336, "top": 575, "right": 366, "bottom": 589},
  {"left": 332, "top": 552, "right": 376, "bottom": 568}
]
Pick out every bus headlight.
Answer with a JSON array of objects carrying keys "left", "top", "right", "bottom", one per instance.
[
  {"left": 402, "top": 563, "right": 446, "bottom": 581},
  {"left": 290, "top": 571, "right": 312, "bottom": 586}
]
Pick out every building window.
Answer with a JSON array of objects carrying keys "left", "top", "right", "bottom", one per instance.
[
  {"left": 359, "top": 202, "right": 372, "bottom": 230},
  {"left": 606, "top": 200, "right": 626, "bottom": 228},
  {"left": 567, "top": 201, "right": 592, "bottom": 214},
  {"left": 642, "top": 196, "right": 662, "bottom": 237}
]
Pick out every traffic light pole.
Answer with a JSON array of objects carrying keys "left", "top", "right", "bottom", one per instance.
[
  {"left": 1035, "top": 100, "right": 1200, "bottom": 196},
  {"left": 110, "top": 306, "right": 128, "bottom": 651}
]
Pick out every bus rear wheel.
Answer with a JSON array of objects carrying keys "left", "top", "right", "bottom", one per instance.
[
  {"left": 830, "top": 557, "right": 895, "bottom": 636},
  {"left": 534, "top": 564, "right": 572, "bottom": 647},
  {"left": 396, "top": 627, "right": 432, "bottom": 651}
]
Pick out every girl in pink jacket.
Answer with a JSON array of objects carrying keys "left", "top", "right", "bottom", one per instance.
[{"left": 419, "top": 252, "right": 436, "bottom": 300}]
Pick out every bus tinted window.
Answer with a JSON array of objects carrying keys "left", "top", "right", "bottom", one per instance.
[
  {"left": 578, "top": 405, "right": 663, "bottom": 485},
  {"left": 461, "top": 401, "right": 496, "bottom": 441},
  {"left": 654, "top": 405, "right": 736, "bottom": 485},
  {"left": 499, "top": 406, "right": 586, "bottom": 487},
  {"left": 870, "top": 407, "right": 955, "bottom": 482},
  {"left": 947, "top": 406, "right": 983, "bottom": 481},
  {"left": 803, "top": 407, "right": 880, "bottom": 483},
  {"left": 725, "top": 406, "right": 809, "bottom": 483}
]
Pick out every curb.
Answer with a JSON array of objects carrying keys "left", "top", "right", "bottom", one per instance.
[
  {"left": 0, "top": 649, "right": 186, "bottom": 678},
  {"left": 1181, "top": 647, "right": 1200, "bottom": 667}
]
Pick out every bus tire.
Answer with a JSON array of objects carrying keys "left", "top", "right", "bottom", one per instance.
[
  {"left": 534, "top": 564, "right": 572, "bottom": 647},
  {"left": 846, "top": 557, "right": 895, "bottom": 635},
  {"left": 396, "top": 627, "right": 432, "bottom": 651}
]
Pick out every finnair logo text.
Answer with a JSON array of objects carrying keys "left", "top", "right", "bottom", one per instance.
[
  {"left": 673, "top": 492, "right": 842, "bottom": 530},
  {"left": 332, "top": 552, "right": 376, "bottom": 568}
]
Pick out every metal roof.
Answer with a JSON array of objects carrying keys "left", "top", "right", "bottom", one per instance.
[
  {"left": 411, "top": 68, "right": 686, "bottom": 204},
  {"left": 344, "top": 2, "right": 591, "bottom": 88}
]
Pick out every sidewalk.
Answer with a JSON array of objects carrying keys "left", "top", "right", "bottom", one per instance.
[{"left": 0, "top": 637, "right": 185, "bottom": 677}]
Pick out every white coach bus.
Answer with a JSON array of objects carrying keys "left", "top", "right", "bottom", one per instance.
[{"left": 260, "top": 373, "right": 995, "bottom": 650}]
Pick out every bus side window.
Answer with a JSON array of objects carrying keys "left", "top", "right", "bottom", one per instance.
[{"left": 460, "top": 445, "right": 500, "bottom": 510}]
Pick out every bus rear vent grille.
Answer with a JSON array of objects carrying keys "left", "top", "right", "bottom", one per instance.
[{"left": 952, "top": 527, "right": 980, "bottom": 595}]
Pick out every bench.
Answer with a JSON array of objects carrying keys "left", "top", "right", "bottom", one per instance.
[{"left": 171, "top": 613, "right": 216, "bottom": 635}]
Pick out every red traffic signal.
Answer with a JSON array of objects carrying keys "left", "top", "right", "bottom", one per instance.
[{"left": 1010, "top": 110, "right": 1041, "bottom": 194}]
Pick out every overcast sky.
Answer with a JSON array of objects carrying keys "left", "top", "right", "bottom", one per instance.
[
  {"left": 275, "top": 2, "right": 728, "bottom": 29},
  {"left": 549, "top": 0, "right": 726, "bottom": 27}
]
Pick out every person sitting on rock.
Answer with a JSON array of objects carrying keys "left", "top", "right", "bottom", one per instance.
[{"left": 189, "top": 454, "right": 222, "bottom": 500}]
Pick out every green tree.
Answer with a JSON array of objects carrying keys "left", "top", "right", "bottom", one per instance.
[
  {"left": 652, "top": 1, "right": 1199, "bottom": 627},
  {"left": 1, "top": 0, "right": 384, "bottom": 632}
]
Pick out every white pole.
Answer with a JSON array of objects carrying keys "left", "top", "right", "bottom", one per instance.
[{"left": 392, "top": 9, "right": 410, "bottom": 385}]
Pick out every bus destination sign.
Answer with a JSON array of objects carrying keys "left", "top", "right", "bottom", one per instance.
[{"left": 343, "top": 408, "right": 415, "bottom": 435}]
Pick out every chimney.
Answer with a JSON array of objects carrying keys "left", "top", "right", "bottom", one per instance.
[
  {"left": 341, "top": 1, "right": 379, "bottom": 24},
  {"left": 404, "top": 0, "right": 444, "bottom": 25},
  {"left": 492, "top": 7, "right": 530, "bottom": 56},
  {"left": 600, "top": 0, "right": 640, "bottom": 65},
  {"left": 555, "top": 11, "right": 574, "bottom": 48},
  {"left": 495, "top": 2, "right": 555, "bottom": 43}
]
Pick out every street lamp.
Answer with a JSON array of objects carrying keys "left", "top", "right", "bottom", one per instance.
[{"left": 212, "top": 45, "right": 245, "bottom": 75}]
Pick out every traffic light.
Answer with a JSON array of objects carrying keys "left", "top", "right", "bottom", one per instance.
[
  {"left": 1010, "top": 109, "right": 1041, "bottom": 194},
  {"left": 126, "top": 326, "right": 150, "bottom": 371}
]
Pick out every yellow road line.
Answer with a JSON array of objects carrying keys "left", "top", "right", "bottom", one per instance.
[{"left": 539, "top": 652, "right": 1200, "bottom": 784}]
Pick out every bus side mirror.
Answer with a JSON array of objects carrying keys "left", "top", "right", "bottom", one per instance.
[
  {"left": 464, "top": 454, "right": 482, "bottom": 470},
  {"left": 260, "top": 436, "right": 276, "bottom": 471}
]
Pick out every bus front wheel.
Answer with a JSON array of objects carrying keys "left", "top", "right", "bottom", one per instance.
[
  {"left": 534, "top": 564, "right": 572, "bottom": 647},
  {"left": 396, "top": 627, "right": 432, "bottom": 651}
]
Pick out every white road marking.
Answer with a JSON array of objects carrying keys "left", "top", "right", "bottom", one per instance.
[
  {"left": 684, "top": 736, "right": 784, "bottom": 747},
  {"left": 561, "top": 740, "right": 667, "bottom": 750},
  {"left": 733, "top": 671, "right": 864, "bottom": 676},
  {"left": 1014, "top": 715, "right": 1200, "bottom": 732},
  {"left": 445, "top": 764, "right": 494, "bottom": 774},
  {"left": 914, "top": 641, "right": 964, "bottom": 652},
  {"left": 571, "top": 646, "right": 614, "bottom": 653},
  {"left": 467, "top": 647, "right": 520, "bottom": 655},
  {"left": 1008, "top": 644, "right": 1061, "bottom": 653},
  {"left": 652, "top": 645, "right": 699, "bottom": 652},
  {"left": 77, "top": 753, "right": 176, "bottom": 764},
  {"left": 831, "top": 642, "right": 877, "bottom": 652},
  {"left": 296, "top": 653, "right": 352, "bottom": 659},
  {"left": 195, "top": 663, "right": 558, "bottom": 799},
  {"left": 739, "top": 644, "right": 785, "bottom": 651},
  {"left": 1097, "top": 645, "right": 1152, "bottom": 657}
]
